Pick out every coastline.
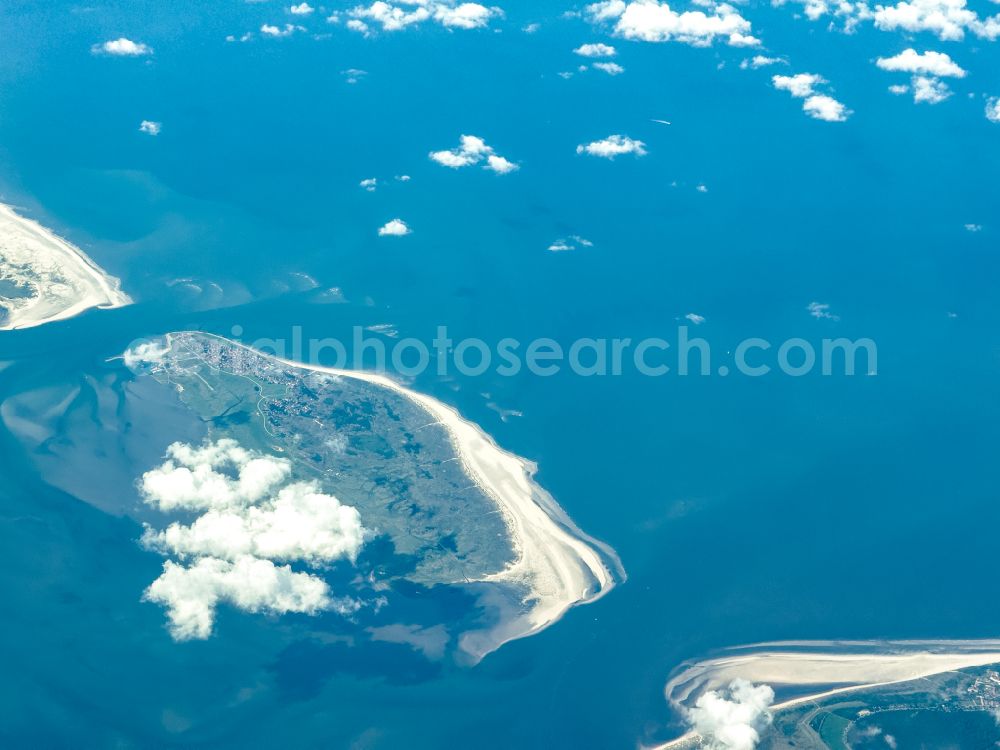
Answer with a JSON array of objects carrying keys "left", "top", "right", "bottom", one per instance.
[
  {"left": 0, "top": 202, "right": 131, "bottom": 330},
  {"left": 166, "top": 332, "right": 625, "bottom": 659},
  {"left": 651, "top": 640, "right": 1000, "bottom": 749}
]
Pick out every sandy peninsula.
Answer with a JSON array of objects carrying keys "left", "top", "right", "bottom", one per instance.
[
  {"left": 654, "top": 639, "right": 1000, "bottom": 749},
  {"left": 0, "top": 202, "right": 130, "bottom": 330}
]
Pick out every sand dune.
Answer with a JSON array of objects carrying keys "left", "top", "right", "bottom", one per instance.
[{"left": 0, "top": 202, "right": 130, "bottom": 330}]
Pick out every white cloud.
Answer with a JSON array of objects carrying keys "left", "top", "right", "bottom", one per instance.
[
  {"left": 964, "top": 223, "right": 982, "bottom": 232},
  {"left": 911, "top": 75, "right": 950, "bottom": 103},
  {"left": 773, "top": 74, "right": 850, "bottom": 121},
  {"left": 378, "top": 218, "right": 412, "bottom": 236},
  {"left": 548, "top": 235, "right": 594, "bottom": 252},
  {"left": 144, "top": 555, "right": 333, "bottom": 640},
  {"left": 888, "top": 83, "right": 910, "bottom": 94},
  {"left": 875, "top": 49, "right": 966, "bottom": 77},
  {"left": 803, "top": 94, "right": 851, "bottom": 120},
  {"left": 807, "top": 301, "right": 840, "bottom": 320},
  {"left": 586, "top": 0, "right": 758, "bottom": 47},
  {"left": 140, "top": 439, "right": 293, "bottom": 513},
  {"left": 123, "top": 340, "right": 170, "bottom": 368},
  {"left": 685, "top": 313, "right": 706, "bottom": 324},
  {"left": 594, "top": 61, "right": 626, "bottom": 74},
  {"left": 360, "top": 177, "right": 378, "bottom": 191},
  {"left": 485, "top": 154, "right": 519, "bottom": 173},
  {"left": 290, "top": 2, "right": 315, "bottom": 14},
  {"left": 92, "top": 38, "right": 152, "bottom": 56},
  {"left": 139, "top": 439, "right": 367, "bottom": 640},
  {"left": 986, "top": 96, "right": 1000, "bottom": 122},
  {"left": 740, "top": 55, "right": 785, "bottom": 69},
  {"left": 576, "top": 134, "right": 647, "bottom": 158},
  {"left": 347, "top": 1, "right": 501, "bottom": 32},
  {"left": 873, "top": 0, "right": 1000, "bottom": 40},
  {"left": 139, "top": 120, "right": 161, "bottom": 136},
  {"left": 696, "top": 183, "right": 708, "bottom": 192},
  {"left": 261, "top": 23, "right": 304, "bottom": 36},
  {"left": 772, "top": 72, "right": 825, "bottom": 97},
  {"left": 396, "top": 174, "right": 412, "bottom": 181},
  {"left": 574, "top": 42, "right": 618, "bottom": 56},
  {"left": 429, "top": 134, "right": 518, "bottom": 173},
  {"left": 434, "top": 2, "right": 501, "bottom": 28},
  {"left": 686, "top": 680, "right": 775, "bottom": 750},
  {"left": 142, "top": 480, "right": 366, "bottom": 566},
  {"left": 523, "top": 22, "right": 541, "bottom": 32}
]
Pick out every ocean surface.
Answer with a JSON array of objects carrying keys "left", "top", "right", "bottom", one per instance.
[{"left": 2, "top": 1, "right": 1000, "bottom": 747}]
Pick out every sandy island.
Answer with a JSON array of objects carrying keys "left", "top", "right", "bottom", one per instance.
[
  {"left": 146, "top": 333, "right": 625, "bottom": 660},
  {"left": 0, "top": 202, "right": 130, "bottom": 330},
  {"left": 653, "top": 639, "right": 1000, "bottom": 749}
]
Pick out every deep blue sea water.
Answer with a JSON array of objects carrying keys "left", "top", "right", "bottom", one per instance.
[{"left": 2, "top": 0, "right": 1000, "bottom": 747}]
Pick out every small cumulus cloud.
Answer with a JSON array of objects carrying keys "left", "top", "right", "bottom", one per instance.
[
  {"left": 911, "top": 75, "right": 951, "bottom": 103},
  {"left": 773, "top": 72, "right": 825, "bottom": 97},
  {"left": 964, "top": 223, "right": 982, "bottom": 232},
  {"left": 92, "top": 38, "right": 152, "bottom": 56},
  {"left": 360, "top": 177, "right": 378, "bottom": 191},
  {"left": 261, "top": 23, "right": 305, "bottom": 36},
  {"left": 594, "top": 61, "right": 625, "bottom": 74},
  {"left": 685, "top": 313, "right": 706, "bottom": 324},
  {"left": 345, "top": 1, "right": 502, "bottom": 34},
  {"left": 740, "top": 55, "right": 785, "bottom": 69},
  {"left": 873, "top": 0, "right": 1000, "bottom": 42},
  {"left": 586, "top": 0, "right": 759, "bottom": 48},
  {"left": 576, "top": 134, "right": 647, "bottom": 158},
  {"left": 803, "top": 94, "right": 850, "bottom": 121},
  {"left": 378, "top": 218, "right": 412, "bottom": 236},
  {"left": 429, "top": 134, "right": 518, "bottom": 173},
  {"left": 875, "top": 48, "right": 966, "bottom": 78},
  {"left": 773, "top": 73, "right": 850, "bottom": 121},
  {"left": 289, "top": 2, "right": 315, "bottom": 14},
  {"left": 139, "top": 120, "right": 162, "bottom": 136},
  {"left": 523, "top": 22, "right": 541, "bottom": 33},
  {"left": 123, "top": 340, "right": 170, "bottom": 368},
  {"left": 686, "top": 679, "right": 775, "bottom": 750},
  {"left": 574, "top": 42, "right": 617, "bottom": 57}
]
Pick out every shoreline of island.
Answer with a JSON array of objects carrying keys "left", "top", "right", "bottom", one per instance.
[{"left": 0, "top": 202, "right": 131, "bottom": 330}]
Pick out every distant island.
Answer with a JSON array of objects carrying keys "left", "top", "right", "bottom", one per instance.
[{"left": 0, "top": 202, "right": 130, "bottom": 330}]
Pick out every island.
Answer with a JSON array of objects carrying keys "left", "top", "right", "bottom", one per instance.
[
  {"left": 0, "top": 202, "right": 130, "bottom": 330},
  {"left": 124, "top": 332, "right": 624, "bottom": 660}
]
